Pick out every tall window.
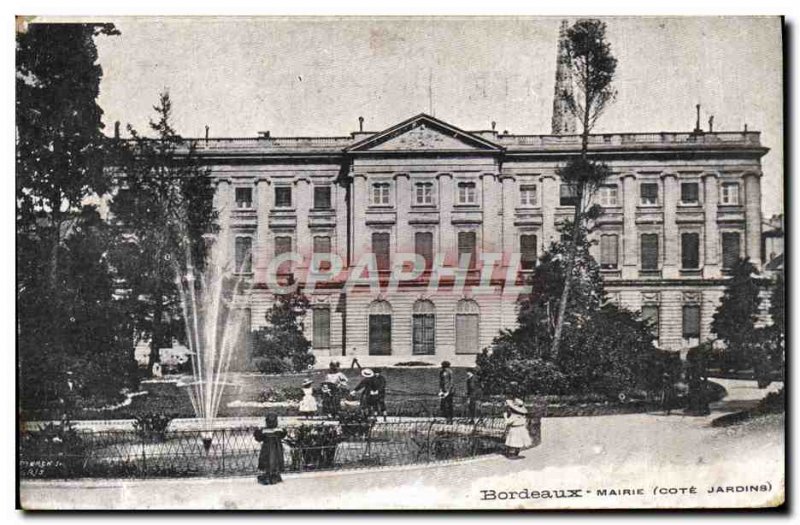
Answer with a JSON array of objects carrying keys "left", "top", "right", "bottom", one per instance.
[
  {"left": 371, "top": 183, "right": 390, "bottom": 205},
  {"left": 682, "top": 304, "right": 701, "bottom": 340},
  {"left": 598, "top": 185, "right": 618, "bottom": 207},
  {"left": 722, "top": 232, "right": 741, "bottom": 270},
  {"left": 641, "top": 304, "right": 660, "bottom": 337},
  {"left": 640, "top": 182, "right": 659, "bottom": 205},
  {"left": 368, "top": 300, "right": 392, "bottom": 355},
  {"left": 235, "top": 187, "right": 253, "bottom": 208},
  {"left": 455, "top": 300, "right": 480, "bottom": 354},
  {"left": 313, "top": 236, "right": 332, "bottom": 271},
  {"left": 600, "top": 234, "right": 619, "bottom": 269},
  {"left": 457, "top": 182, "right": 477, "bottom": 204},
  {"left": 235, "top": 236, "right": 252, "bottom": 273},
  {"left": 414, "top": 182, "right": 434, "bottom": 205},
  {"left": 275, "top": 186, "right": 292, "bottom": 208},
  {"left": 274, "top": 236, "right": 292, "bottom": 274},
  {"left": 314, "top": 186, "right": 331, "bottom": 209},
  {"left": 412, "top": 300, "right": 436, "bottom": 355},
  {"left": 458, "top": 231, "right": 477, "bottom": 269},
  {"left": 520, "top": 234, "right": 537, "bottom": 270},
  {"left": 680, "top": 182, "right": 699, "bottom": 204},
  {"left": 560, "top": 183, "right": 578, "bottom": 206},
  {"left": 312, "top": 306, "right": 331, "bottom": 349},
  {"left": 372, "top": 232, "right": 390, "bottom": 271},
  {"left": 415, "top": 232, "right": 433, "bottom": 270},
  {"left": 720, "top": 182, "right": 740, "bottom": 205},
  {"left": 641, "top": 234, "right": 659, "bottom": 271},
  {"left": 520, "top": 185, "right": 538, "bottom": 207},
  {"left": 681, "top": 232, "right": 700, "bottom": 269}
]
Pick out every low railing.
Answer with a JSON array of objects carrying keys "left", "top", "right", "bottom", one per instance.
[{"left": 19, "top": 418, "right": 509, "bottom": 480}]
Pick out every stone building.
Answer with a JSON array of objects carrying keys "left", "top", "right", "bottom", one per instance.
[{"left": 197, "top": 110, "right": 767, "bottom": 367}]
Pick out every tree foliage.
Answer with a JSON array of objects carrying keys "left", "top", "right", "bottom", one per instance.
[
  {"left": 251, "top": 293, "right": 315, "bottom": 374},
  {"left": 711, "top": 258, "right": 761, "bottom": 354}
]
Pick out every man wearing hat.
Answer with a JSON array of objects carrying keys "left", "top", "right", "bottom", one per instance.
[
  {"left": 351, "top": 368, "right": 381, "bottom": 417},
  {"left": 438, "top": 361, "right": 454, "bottom": 423},
  {"left": 503, "top": 398, "right": 532, "bottom": 458}
]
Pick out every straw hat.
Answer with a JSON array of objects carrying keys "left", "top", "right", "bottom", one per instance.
[
  {"left": 361, "top": 368, "right": 375, "bottom": 378},
  {"left": 506, "top": 398, "right": 527, "bottom": 415},
  {"left": 302, "top": 379, "right": 313, "bottom": 387}
]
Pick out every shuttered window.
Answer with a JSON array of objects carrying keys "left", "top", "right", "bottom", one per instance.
[
  {"left": 274, "top": 236, "right": 292, "bottom": 274},
  {"left": 312, "top": 306, "right": 331, "bottom": 349},
  {"left": 682, "top": 304, "right": 701, "bottom": 339},
  {"left": 412, "top": 315, "right": 436, "bottom": 355},
  {"left": 600, "top": 234, "right": 619, "bottom": 269},
  {"left": 641, "top": 234, "right": 659, "bottom": 270},
  {"left": 640, "top": 183, "right": 659, "bottom": 205},
  {"left": 235, "top": 237, "right": 252, "bottom": 273},
  {"left": 641, "top": 304, "right": 659, "bottom": 337},
  {"left": 681, "top": 182, "right": 699, "bottom": 204},
  {"left": 681, "top": 233, "right": 700, "bottom": 269},
  {"left": 313, "top": 236, "right": 331, "bottom": 271},
  {"left": 372, "top": 232, "right": 390, "bottom": 271},
  {"left": 313, "top": 186, "right": 331, "bottom": 209},
  {"left": 520, "top": 234, "right": 537, "bottom": 270},
  {"left": 458, "top": 231, "right": 477, "bottom": 269},
  {"left": 368, "top": 315, "right": 392, "bottom": 355},
  {"left": 722, "top": 232, "right": 741, "bottom": 270},
  {"left": 455, "top": 301, "right": 480, "bottom": 355},
  {"left": 275, "top": 186, "right": 292, "bottom": 208},
  {"left": 415, "top": 232, "right": 433, "bottom": 270}
]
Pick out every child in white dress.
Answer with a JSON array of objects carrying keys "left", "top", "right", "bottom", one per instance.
[
  {"left": 504, "top": 398, "right": 532, "bottom": 458},
  {"left": 298, "top": 379, "right": 317, "bottom": 418}
]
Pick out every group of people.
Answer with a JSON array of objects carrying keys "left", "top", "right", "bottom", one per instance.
[{"left": 296, "top": 361, "right": 388, "bottom": 419}]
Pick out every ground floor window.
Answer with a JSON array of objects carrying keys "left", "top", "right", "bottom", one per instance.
[
  {"left": 641, "top": 304, "right": 660, "bottom": 339},
  {"left": 455, "top": 299, "right": 480, "bottom": 354},
  {"left": 312, "top": 306, "right": 331, "bottom": 349},
  {"left": 682, "top": 304, "right": 701, "bottom": 340},
  {"left": 368, "top": 300, "right": 392, "bottom": 355},
  {"left": 412, "top": 300, "right": 435, "bottom": 355}
]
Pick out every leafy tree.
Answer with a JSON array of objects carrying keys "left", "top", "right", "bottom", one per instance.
[
  {"left": 550, "top": 19, "right": 618, "bottom": 360},
  {"left": 251, "top": 293, "right": 315, "bottom": 374},
  {"left": 109, "top": 92, "right": 217, "bottom": 372},
  {"left": 711, "top": 258, "right": 761, "bottom": 368},
  {"left": 16, "top": 23, "right": 119, "bottom": 289},
  {"left": 769, "top": 272, "right": 785, "bottom": 337}
]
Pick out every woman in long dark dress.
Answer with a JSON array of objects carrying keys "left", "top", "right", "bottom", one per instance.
[{"left": 253, "top": 413, "right": 286, "bottom": 485}]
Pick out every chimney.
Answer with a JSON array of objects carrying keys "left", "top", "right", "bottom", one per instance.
[
  {"left": 114, "top": 121, "right": 120, "bottom": 139},
  {"left": 693, "top": 103, "right": 702, "bottom": 133},
  {"left": 358, "top": 116, "right": 364, "bottom": 132},
  {"left": 491, "top": 121, "right": 496, "bottom": 131}
]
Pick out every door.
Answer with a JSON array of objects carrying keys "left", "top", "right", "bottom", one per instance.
[{"left": 369, "top": 315, "right": 392, "bottom": 355}]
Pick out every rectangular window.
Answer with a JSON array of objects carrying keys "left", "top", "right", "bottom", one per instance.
[
  {"left": 457, "top": 182, "right": 477, "bottom": 204},
  {"left": 681, "top": 182, "right": 699, "bottom": 204},
  {"left": 415, "top": 232, "right": 433, "bottom": 270},
  {"left": 598, "top": 185, "right": 618, "bottom": 207},
  {"left": 312, "top": 306, "right": 331, "bottom": 349},
  {"left": 640, "top": 182, "right": 659, "bottom": 205},
  {"left": 520, "top": 185, "right": 538, "bottom": 207},
  {"left": 371, "top": 183, "right": 390, "bottom": 205},
  {"left": 600, "top": 234, "right": 619, "bottom": 269},
  {"left": 313, "top": 236, "right": 331, "bottom": 271},
  {"left": 720, "top": 182, "right": 740, "bottom": 205},
  {"left": 369, "top": 315, "right": 392, "bottom": 355},
  {"left": 722, "top": 232, "right": 741, "bottom": 270},
  {"left": 641, "top": 304, "right": 660, "bottom": 337},
  {"left": 234, "top": 236, "right": 252, "bottom": 273},
  {"left": 681, "top": 232, "right": 700, "bottom": 269},
  {"left": 520, "top": 234, "right": 537, "bottom": 270},
  {"left": 274, "top": 186, "right": 292, "bottom": 208},
  {"left": 414, "top": 182, "right": 434, "bottom": 205},
  {"left": 458, "top": 231, "right": 477, "bottom": 269},
  {"left": 560, "top": 183, "right": 578, "bottom": 206},
  {"left": 274, "top": 236, "right": 292, "bottom": 274},
  {"left": 235, "top": 187, "right": 253, "bottom": 209},
  {"left": 641, "top": 234, "right": 659, "bottom": 270},
  {"left": 372, "top": 232, "right": 390, "bottom": 271},
  {"left": 313, "top": 186, "right": 331, "bottom": 209},
  {"left": 682, "top": 304, "right": 701, "bottom": 339},
  {"left": 412, "top": 314, "right": 436, "bottom": 355},
  {"left": 455, "top": 314, "right": 480, "bottom": 354}
]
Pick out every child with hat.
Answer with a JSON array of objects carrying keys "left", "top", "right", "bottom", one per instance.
[
  {"left": 298, "top": 378, "right": 317, "bottom": 418},
  {"left": 503, "top": 398, "right": 532, "bottom": 458},
  {"left": 253, "top": 413, "right": 286, "bottom": 485}
]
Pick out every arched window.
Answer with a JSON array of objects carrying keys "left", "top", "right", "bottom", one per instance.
[
  {"left": 455, "top": 299, "right": 480, "bottom": 354},
  {"left": 412, "top": 300, "right": 436, "bottom": 355},
  {"left": 368, "top": 300, "right": 392, "bottom": 355}
]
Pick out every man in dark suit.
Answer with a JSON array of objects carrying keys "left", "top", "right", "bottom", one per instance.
[
  {"left": 465, "top": 368, "right": 482, "bottom": 421},
  {"left": 439, "top": 361, "right": 454, "bottom": 423}
]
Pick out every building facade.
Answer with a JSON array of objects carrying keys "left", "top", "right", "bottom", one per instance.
[{"left": 197, "top": 112, "right": 768, "bottom": 367}]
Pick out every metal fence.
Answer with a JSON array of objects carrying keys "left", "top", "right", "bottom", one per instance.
[{"left": 19, "top": 417, "right": 509, "bottom": 480}]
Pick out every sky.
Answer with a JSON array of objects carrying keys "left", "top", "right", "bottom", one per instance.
[{"left": 91, "top": 16, "right": 783, "bottom": 216}]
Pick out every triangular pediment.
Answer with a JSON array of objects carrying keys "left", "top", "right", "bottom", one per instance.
[{"left": 346, "top": 114, "right": 502, "bottom": 153}]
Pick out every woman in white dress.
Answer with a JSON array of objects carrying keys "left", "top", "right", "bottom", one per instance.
[
  {"left": 503, "top": 398, "right": 532, "bottom": 458},
  {"left": 298, "top": 379, "right": 318, "bottom": 418}
]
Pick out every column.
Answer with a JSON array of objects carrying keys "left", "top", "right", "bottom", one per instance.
[
  {"left": 621, "top": 173, "right": 638, "bottom": 279},
  {"left": 351, "top": 173, "right": 367, "bottom": 264},
  {"left": 295, "top": 178, "right": 312, "bottom": 272},
  {"left": 437, "top": 174, "right": 454, "bottom": 265},
  {"left": 254, "top": 178, "right": 271, "bottom": 284},
  {"left": 501, "top": 175, "right": 516, "bottom": 262},
  {"left": 744, "top": 172, "right": 763, "bottom": 269},
  {"left": 661, "top": 172, "right": 679, "bottom": 279},
  {"left": 702, "top": 172, "right": 720, "bottom": 278},
  {"left": 540, "top": 174, "right": 557, "bottom": 248},
  {"left": 215, "top": 178, "right": 233, "bottom": 266},
  {"left": 481, "top": 173, "right": 501, "bottom": 254},
  {"left": 394, "top": 174, "right": 411, "bottom": 253}
]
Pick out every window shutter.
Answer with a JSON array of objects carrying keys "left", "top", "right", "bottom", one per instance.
[
  {"left": 372, "top": 232, "right": 390, "bottom": 271},
  {"left": 314, "top": 186, "right": 331, "bottom": 209},
  {"left": 722, "top": 232, "right": 741, "bottom": 269},
  {"left": 641, "top": 305, "right": 659, "bottom": 337},
  {"left": 456, "top": 314, "right": 479, "bottom": 354},
  {"left": 313, "top": 307, "right": 331, "bottom": 349},
  {"left": 681, "top": 183, "right": 699, "bottom": 203},
  {"left": 412, "top": 314, "right": 435, "bottom": 355},
  {"left": 275, "top": 187, "right": 292, "bottom": 207},
  {"left": 681, "top": 233, "right": 700, "bottom": 269},
  {"left": 682, "top": 305, "right": 701, "bottom": 339},
  {"left": 369, "top": 315, "right": 391, "bottom": 355},
  {"left": 415, "top": 232, "right": 433, "bottom": 270},
  {"left": 520, "top": 234, "right": 537, "bottom": 270},
  {"left": 458, "top": 231, "right": 477, "bottom": 269},
  {"left": 641, "top": 234, "right": 659, "bottom": 270},
  {"left": 235, "top": 237, "right": 252, "bottom": 272},
  {"left": 600, "top": 235, "right": 619, "bottom": 268}
]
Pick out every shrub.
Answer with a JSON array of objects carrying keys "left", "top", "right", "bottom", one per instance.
[
  {"left": 337, "top": 409, "right": 373, "bottom": 439},
  {"left": 133, "top": 413, "right": 173, "bottom": 443},
  {"left": 250, "top": 292, "right": 315, "bottom": 373},
  {"left": 284, "top": 424, "right": 343, "bottom": 470},
  {"left": 394, "top": 361, "right": 434, "bottom": 367},
  {"left": 19, "top": 420, "right": 87, "bottom": 478},
  {"left": 257, "top": 386, "right": 304, "bottom": 403},
  {"left": 476, "top": 336, "right": 568, "bottom": 396}
]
